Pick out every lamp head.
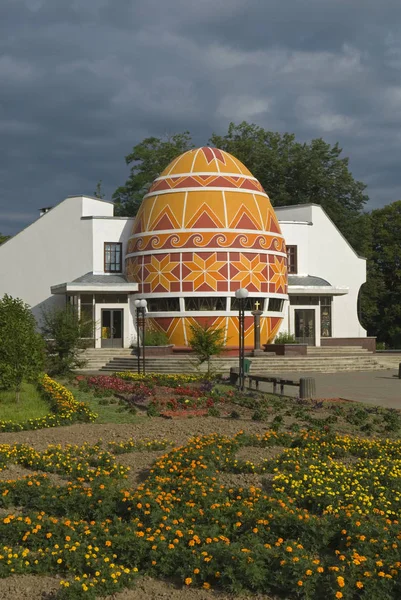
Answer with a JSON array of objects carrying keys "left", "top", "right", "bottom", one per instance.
[
  {"left": 134, "top": 299, "right": 141, "bottom": 308},
  {"left": 139, "top": 299, "right": 147, "bottom": 309},
  {"left": 235, "top": 288, "right": 249, "bottom": 299}
]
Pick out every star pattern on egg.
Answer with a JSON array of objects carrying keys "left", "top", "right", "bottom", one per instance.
[
  {"left": 183, "top": 253, "right": 226, "bottom": 290},
  {"left": 144, "top": 255, "right": 179, "bottom": 292},
  {"left": 231, "top": 255, "right": 265, "bottom": 291},
  {"left": 270, "top": 256, "right": 287, "bottom": 292}
]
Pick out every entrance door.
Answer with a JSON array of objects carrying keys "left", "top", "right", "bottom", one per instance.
[
  {"left": 101, "top": 309, "right": 123, "bottom": 348},
  {"left": 295, "top": 309, "right": 315, "bottom": 345}
]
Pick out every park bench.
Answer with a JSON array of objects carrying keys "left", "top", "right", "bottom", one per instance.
[{"left": 247, "top": 374, "right": 315, "bottom": 399}]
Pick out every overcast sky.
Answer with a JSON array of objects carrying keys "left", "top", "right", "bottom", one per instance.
[{"left": 1, "top": 0, "right": 401, "bottom": 235}]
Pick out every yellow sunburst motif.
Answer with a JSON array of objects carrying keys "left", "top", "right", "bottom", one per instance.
[
  {"left": 231, "top": 255, "right": 265, "bottom": 290},
  {"left": 270, "top": 256, "right": 287, "bottom": 291},
  {"left": 126, "top": 260, "right": 142, "bottom": 284},
  {"left": 183, "top": 253, "right": 226, "bottom": 290},
  {"left": 144, "top": 255, "right": 179, "bottom": 291}
]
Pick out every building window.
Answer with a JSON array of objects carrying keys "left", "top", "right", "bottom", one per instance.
[
  {"left": 268, "top": 298, "right": 284, "bottom": 312},
  {"left": 147, "top": 298, "right": 180, "bottom": 312},
  {"left": 286, "top": 245, "right": 298, "bottom": 274},
  {"left": 320, "top": 296, "right": 332, "bottom": 337},
  {"left": 104, "top": 242, "right": 122, "bottom": 273},
  {"left": 94, "top": 294, "right": 128, "bottom": 303},
  {"left": 290, "top": 296, "right": 319, "bottom": 305},
  {"left": 185, "top": 297, "right": 226, "bottom": 311},
  {"left": 231, "top": 297, "right": 265, "bottom": 311}
]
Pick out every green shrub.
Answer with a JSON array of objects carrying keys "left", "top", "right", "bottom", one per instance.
[
  {"left": 144, "top": 329, "right": 169, "bottom": 346},
  {"left": 0, "top": 294, "right": 45, "bottom": 401},
  {"left": 252, "top": 409, "right": 267, "bottom": 421},
  {"left": 274, "top": 331, "right": 298, "bottom": 344},
  {"left": 188, "top": 322, "right": 226, "bottom": 374}
]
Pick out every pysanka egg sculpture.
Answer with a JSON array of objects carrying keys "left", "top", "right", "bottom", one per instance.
[{"left": 126, "top": 147, "right": 288, "bottom": 348}]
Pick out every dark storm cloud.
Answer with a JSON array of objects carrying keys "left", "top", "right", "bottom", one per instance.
[{"left": 1, "top": 0, "right": 401, "bottom": 235}]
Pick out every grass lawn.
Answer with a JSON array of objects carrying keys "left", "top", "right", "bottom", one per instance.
[
  {"left": 62, "top": 381, "right": 142, "bottom": 424},
  {"left": 0, "top": 382, "right": 50, "bottom": 422}
]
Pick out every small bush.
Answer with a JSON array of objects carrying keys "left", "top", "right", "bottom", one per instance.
[
  {"left": 229, "top": 410, "right": 241, "bottom": 419},
  {"left": 274, "top": 331, "right": 298, "bottom": 344},
  {"left": 208, "top": 407, "right": 221, "bottom": 417},
  {"left": 252, "top": 409, "right": 266, "bottom": 421},
  {"left": 144, "top": 329, "right": 169, "bottom": 346}
]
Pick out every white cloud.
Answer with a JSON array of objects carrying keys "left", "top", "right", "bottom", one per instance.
[
  {"left": 217, "top": 95, "right": 270, "bottom": 121},
  {"left": 0, "top": 56, "right": 38, "bottom": 82}
]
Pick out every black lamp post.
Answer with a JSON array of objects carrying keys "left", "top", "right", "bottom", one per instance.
[
  {"left": 235, "top": 288, "right": 249, "bottom": 391},
  {"left": 134, "top": 298, "right": 147, "bottom": 374}
]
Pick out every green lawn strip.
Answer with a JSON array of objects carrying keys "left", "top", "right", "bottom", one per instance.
[
  {"left": 0, "top": 382, "right": 49, "bottom": 422},
  {"left": 60, "top": 381, "right": 141, "bottom": 424}
]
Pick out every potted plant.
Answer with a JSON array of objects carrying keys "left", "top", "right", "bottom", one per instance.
[{"left": 263, "top": 332, "right": 307, "bottom": 356}]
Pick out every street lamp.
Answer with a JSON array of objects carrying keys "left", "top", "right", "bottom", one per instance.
[
  {"left": 235, "top": 288, "right": 249, "bottom": 391},
  {"left": 134, "top": 298, "right": 147, "bottom": 374}
]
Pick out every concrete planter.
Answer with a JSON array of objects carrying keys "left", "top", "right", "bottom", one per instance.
[
  {"left": 134, "top": 345, "right": 174, "bottom": 356},
  {"left": 263, "top": 343, "right": 307, "bottom": 356}
]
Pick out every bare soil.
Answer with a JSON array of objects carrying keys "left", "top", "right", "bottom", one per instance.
[{"left": 0, "top": 574, "right": 280, "bottom": 600}]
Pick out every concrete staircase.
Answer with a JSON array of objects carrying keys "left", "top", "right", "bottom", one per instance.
[{"left": 77, "top": 346, "right": 386, "bottom": 374}]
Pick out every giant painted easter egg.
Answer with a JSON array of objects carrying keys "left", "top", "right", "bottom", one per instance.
[{"left": 126, "top": 147, "right": 288, "bottom": 348}]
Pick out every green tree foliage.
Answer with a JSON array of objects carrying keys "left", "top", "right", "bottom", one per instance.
[
  {"left": 210, "top": 122, "right": 369, "bottom": 253},
  {"left": 0, "top": 233, "right": 10, "bottom": 245},
  {"left": 41, "top": 306, "right": 93, "bottom": 374},
  {"left": 188, "top": 322, "right": 226, "bottom": 374},
  {"left": 94, "top": 180, "right": 105, "bottom": 199},
  {"left": 113, "top": 132, "right": 194, "bottom": 216},
  {"left": 359, "top": 201, "right": 401, "bottom": 347},
  {"left": 0, "top": 295, "right": 45, "bottom": 401}
]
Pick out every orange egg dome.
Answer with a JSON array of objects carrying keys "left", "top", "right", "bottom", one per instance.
[{"left": 126, "top": 147, "right": 288, "bottom": 349}]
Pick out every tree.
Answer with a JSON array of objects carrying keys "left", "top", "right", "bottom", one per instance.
[
  {"left": 359, "top": 201, "right": 401, "bottom": 347},
  {"left": 113, "top": 132, "right": 194, "bottom": 216},
  {"left": 0, "top": 295, "right": 45, "bottom": 401},
  {"left": 41, "top": 306, "right": 92, "bottom": 374},
  {"left": 188, "top": 322, "right": 226, "bottom": 375},
  {"left": 94, "top": 180, "right": 105, "bottom": 199},
  {"left": 210, "top": 122, "right": 369, "bottom": 253},
  {"left": 0, "top": 233, "right": 10, "bottom": 245}
]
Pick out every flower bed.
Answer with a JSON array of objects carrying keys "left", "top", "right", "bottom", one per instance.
[
  {"left": 115, "top": 372, "right": 206, "bottom": 387},
  {"left": 0, "top": 375, "right": 96, "bottom": 432},
  {"left": 0, "top": 431, "right": 401, "bottom": 598},
  {"left": 79, "top": 373, "right": 219, "bottom": 415}
]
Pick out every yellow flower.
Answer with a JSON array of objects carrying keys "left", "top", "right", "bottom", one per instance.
[
  {"left": 185, "top": 578, "right": 192, "bottom": 585},
  {"left": 335, "top": 593, "right": 343, "bottom": 599}
]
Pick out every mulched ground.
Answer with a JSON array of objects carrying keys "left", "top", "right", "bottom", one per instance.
[{"left": 0, "top": 574, "right": 281, "bottom": 600}]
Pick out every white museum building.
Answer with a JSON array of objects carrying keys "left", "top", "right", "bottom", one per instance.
[{"left": 0, "top": 194, "right": 370, "bottom": 351}]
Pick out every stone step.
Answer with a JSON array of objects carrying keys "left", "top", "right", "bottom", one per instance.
[
  {"left": 103, "top": 356, "right": 379, "bottom": 365},
  {"left": 98, "top": 356, "right": 383, "bottom": 374}
]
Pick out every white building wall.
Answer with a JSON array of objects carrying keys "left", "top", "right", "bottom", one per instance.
[
  {"left": 91, "top": 216, "right": 136, "bottom": 347},
  {"left": 276, "top": 204, "right": 367, "bottom": 341},
  {"left": 91, "top": 217, "right": 133, "bottom": 274},
  {"left": 307, "top": 205, "right": 366, "bottom": 338},
  {"left": 0, "top": 196, "right": 99, "bottom": 322}
]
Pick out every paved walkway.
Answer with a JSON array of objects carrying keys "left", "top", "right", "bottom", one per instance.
[{"left": 255, "top": 369, "right": 401, "bottom": 409}]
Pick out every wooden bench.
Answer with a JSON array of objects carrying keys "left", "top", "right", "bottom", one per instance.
[{"left": 247, "top": 374, "right": 315, "bottom": 399}]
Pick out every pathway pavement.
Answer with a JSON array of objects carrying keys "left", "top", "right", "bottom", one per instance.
[{"left": 255, "top": 369, "right": 401, "bottom": 409}]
